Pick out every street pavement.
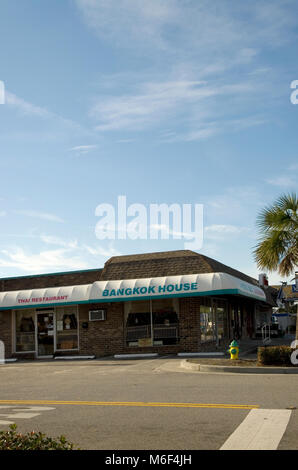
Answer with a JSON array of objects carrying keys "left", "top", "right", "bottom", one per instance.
[{"left": 0, "top": 357, "right": 298, "bottom": 450}]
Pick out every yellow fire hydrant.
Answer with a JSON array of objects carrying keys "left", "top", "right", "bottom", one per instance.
[{"left": 228, "top": 340, "right": 239, "bottom": 360}]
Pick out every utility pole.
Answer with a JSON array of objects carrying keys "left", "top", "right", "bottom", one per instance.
[{"left": 293, "top": 272, "right": 298, "bottom": 341}]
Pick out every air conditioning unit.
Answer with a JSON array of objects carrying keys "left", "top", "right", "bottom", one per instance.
[{"left": 89, "top": 310, "right": 106, "bottom": 321}]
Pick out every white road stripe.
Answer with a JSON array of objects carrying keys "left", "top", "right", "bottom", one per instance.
[
  {"left": 220, "top": 409, "right": 292, "bottom": 450},
  {"left": 0, "top": 412, "right": 41, "bottom": 419},
  {"left": 0, "top": 406, "right": 56, "bottom": 427}
]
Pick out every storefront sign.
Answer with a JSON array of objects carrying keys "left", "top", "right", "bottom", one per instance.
[
  {"left": 102, "top": 283, "right": 198, "bottom": 298},
  {"left": 18, "top": 295, "right": 69, "bottom": 304},
  {"left": 0, "top": 272, "right": 266, "bottom": 310}
]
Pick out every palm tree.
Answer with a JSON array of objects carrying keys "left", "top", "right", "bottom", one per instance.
[
  {"left": 254, "top": 193, "right": 298, "bottom": 341},
  {"left": 254, "top": 193, "right": 298, "bottom": 277}
]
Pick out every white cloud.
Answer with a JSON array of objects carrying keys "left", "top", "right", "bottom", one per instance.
[
  {"left": 5, "top": 91, "right": 86, "bottom": 133},
  {"left": 200, "top": 243, "right": 219, "bottom": 258},
  {"left": 69, "top": 145, "right": 97, "bottom": 155},
  {"left": 207, "top": 186, "right": 262, "bottom": 212},
  {"left": 75, "top": 0, "right": 179, "bottom": 50},
  {"left": 40, "top": 235, "right": 78, "bottom": 249},
  {"left": 0, "top": 238, "right": 121, "bottom": 274},
  {"left": 148, "top": 224, "right": 194, "bottom": 240},
  {"left": 0, "top": 247, "right": 89, "bottom": 273},
  {"left": 6, "top": 92, "right": 51, "bottom": 118},
  {"left": 90, "top": 80, "right": 256, "bottom": 135},
  {"left": 76, "top": 0, "right": 296, "bottom": 54},
  {"left": 204, "top": 225, "right": 250, "bottom": 240},
  {"left": 15, "top": 210, "right": 64, "bottom": 223},
  {"left": 83, "top": 243, "right": 121, "bottom": 257},
  {"left": 266, "top": 176, "right": 296, "bottom": 187},
  {"left": 288, "top": 162, "right": 298, "bottom": 171},
  {"left": 205, "top": 224, "right": 247, "bottom": 234},
  {"left": 76, "top": 0, "right": 295, "bottom": 140},
  {"left": 0, "top": 211, "right": 6, "bottom": 217}
]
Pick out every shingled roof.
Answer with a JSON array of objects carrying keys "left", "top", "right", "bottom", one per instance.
[
  {"left": 0, "top": 250, "right": 277, "bottom": 305},
  {"left": 100, "top": 250, "right": 258, "bottom": 284},
  {"left": 100, "top": 250, "right": 277, "bottom": 306}
]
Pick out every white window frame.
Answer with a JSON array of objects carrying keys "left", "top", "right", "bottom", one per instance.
[
  {"left": 13, "top": 305, "right": 80, "bottom": 355},
  {"left": 14, "top": 309, "right": 36, "bottom": 354},
  {"left": 55, "top": 305, "right": 79, "bottom": 352}
]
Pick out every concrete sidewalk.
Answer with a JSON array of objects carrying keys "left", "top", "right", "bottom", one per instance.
[
  {"left": 238, "top": 334, "right": 296, "bottom": 358},
  {"left": 181, "top": 359, "right": 298, "bottom": 374}
]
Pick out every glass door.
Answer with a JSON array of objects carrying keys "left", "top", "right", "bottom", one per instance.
[
  {"left": 36, "top": 312, "right": 54, "bottom": 357},
  {"left": 212, "top": 299, "right": 228, "bottom": 346}
]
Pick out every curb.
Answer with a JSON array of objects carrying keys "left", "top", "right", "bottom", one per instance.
[
  {"left": 114, "top": 353, "right": 159, "bottom": 359},
  {"left": 178, "top": 352, "right": 224, "bottom": 357},
  {"left": 54, "top": 356, "right": 95, "bottom": 360},
  {"left": 181, "top": 359, "right": 298, "bottom": 374}
]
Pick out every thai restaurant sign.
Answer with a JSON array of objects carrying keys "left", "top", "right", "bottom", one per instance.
[
  {"left": 17, "top": 295, "right": 69, "bottom": 305},
  {"left": 0, "top": 285, "right": 91, "bottom": 309}
]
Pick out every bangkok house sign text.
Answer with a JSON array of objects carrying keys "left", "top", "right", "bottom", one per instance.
[{"left": 102, "top": 282, "right": 199, "bottom": 298}]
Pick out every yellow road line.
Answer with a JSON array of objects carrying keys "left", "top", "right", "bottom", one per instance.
[{"left": 0, "top": 400, "right": 259, "bottom": 410}]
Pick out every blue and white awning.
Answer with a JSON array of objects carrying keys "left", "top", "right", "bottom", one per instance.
[{"left": 0, "top": 272, "right": 266, "bottom": 310}]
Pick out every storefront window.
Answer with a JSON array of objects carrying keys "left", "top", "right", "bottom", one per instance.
[
  {"left": 152, "top": 299, "right": 178, "bottom": 345},
  {"left": 231, "top": 304, "right": 242, "bottom": 339},
  {"left": 125, "top": 299, "right": 179, "bottom": 346},
  {"left": 56, "top": 307, "right": 78, "bottom": 350},
  {"left": 216, "top": 307, "right": 226, "bottom": 342},
  {"left": 125, "top": 300, "right": 151, "bottom": 346},
  {"left": 200, "top": 303, "right": 215, "bottom": 342},
  {"left": 15, "top": 310, "right": 35, "bottom": 352}
]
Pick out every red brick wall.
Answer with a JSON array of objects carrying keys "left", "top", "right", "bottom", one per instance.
[
  {"left": 76, "top": 297, "right": 213, "bottom": 356},
  {"left": 1, "top": 296, "right": 221, "bottom": 359},
  {"left": 0, "top": 311, "right": 12, "bottom": 358},
  {"left": 0, "top": 270, "right": 102, "bottom": 292},
  {"left": 178, "top": 297, "right": 201, "bottom": 351},
  {"left": 78, "top": 302, "right": 125, "bottom": 357}
]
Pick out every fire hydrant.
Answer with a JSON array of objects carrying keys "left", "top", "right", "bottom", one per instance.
[{"left": 228, "top": 340, "right": 239, "bottom": 360}]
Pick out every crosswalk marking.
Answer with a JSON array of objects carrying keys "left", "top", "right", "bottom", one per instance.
[
  {"left": 0, "top": 405, "right": 56, "bottom": 426},
  {"left": 220, "top": 409, "right": 292, "bottom": 450}
]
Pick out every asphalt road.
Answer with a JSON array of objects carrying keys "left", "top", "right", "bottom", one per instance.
[{"left": 0, "top": 357, "right": 298, "bottom": 450}]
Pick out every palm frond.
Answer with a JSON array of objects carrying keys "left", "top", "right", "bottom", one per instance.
[{"left": 254, "top": 193, "right": 298, "bottom": 276}]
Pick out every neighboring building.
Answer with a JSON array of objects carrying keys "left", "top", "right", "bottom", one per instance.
[
  {"left": 272, "top": 282, "right": 298, "bottom": 334},
  {"left": 0, "top": 250, "right": 277, "bottom": 359},
  {"left": 272, "top": 284, "right": 298, "bottom": 303}
]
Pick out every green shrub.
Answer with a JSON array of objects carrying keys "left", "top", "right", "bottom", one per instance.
[
  {"left": 0, "top": 424, "right": 76, "bottom": 450},
  {"left": 257, "top": 345, "right": 298, "bottom": 366}
]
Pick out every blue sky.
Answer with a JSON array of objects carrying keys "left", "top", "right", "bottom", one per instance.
[{"left": 0, "top": 0, "right": 297, "bottom": 284}]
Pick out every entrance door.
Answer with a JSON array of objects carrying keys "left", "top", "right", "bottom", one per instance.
[
  {"left": 36, "top": 312, "right": 54, "bottom": 357},
  {"left": 212, "top": 299, "right": 228, "bottom": 346}
]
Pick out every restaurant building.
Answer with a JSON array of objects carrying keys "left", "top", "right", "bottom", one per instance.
[{"left": 0, "top": 250, "right": 277, "bottom": 359}]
